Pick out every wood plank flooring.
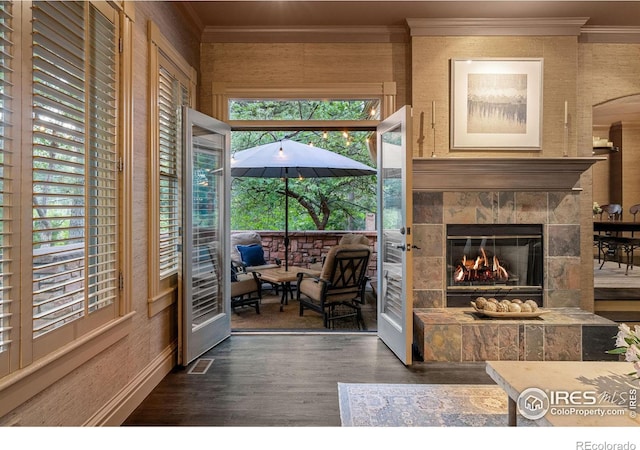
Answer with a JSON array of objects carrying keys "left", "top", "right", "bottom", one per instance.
[{"left": 122, "top": 334, "right": 492, "bottom": 427}]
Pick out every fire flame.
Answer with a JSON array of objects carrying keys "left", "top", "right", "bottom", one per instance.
[{"left": 453, "top": 247, "right": 509, "bottom": 283}]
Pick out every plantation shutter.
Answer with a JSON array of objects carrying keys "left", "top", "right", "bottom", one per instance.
[
  {"left": 86, "top": 4, "right": 118, "bottom": 312},
  {"left": 0, "top": 1, "right": 13, "bottom": 355},
  {"left": 31, "top": 1, "right": 118, "bottom": 338},
  {"left": 158, "top": 65, "right": 188, "bottom": 276}
]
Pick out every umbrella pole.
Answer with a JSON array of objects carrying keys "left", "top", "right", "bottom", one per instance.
[{"left": 284, "top": 175, "right": 289, "bottom": 271}]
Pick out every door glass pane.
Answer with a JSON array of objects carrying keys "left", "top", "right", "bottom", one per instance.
[
  {"left": 380, "top": 127, "right": 403, "bottom": 326},
  {"left": 191, "top": 125, "right": 225, "bottom": 328}
]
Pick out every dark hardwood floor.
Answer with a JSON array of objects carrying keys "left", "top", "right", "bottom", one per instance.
[{"left": 123, "top": 333, "right": 492, "bottom": 427}]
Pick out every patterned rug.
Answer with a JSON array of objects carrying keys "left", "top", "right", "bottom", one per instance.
[{"left": 338, "top": 383, "right": 536, "bottom": 427}]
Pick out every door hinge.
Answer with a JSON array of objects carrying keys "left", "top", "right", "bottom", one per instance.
[
  {"left": 118, "top": 156, "right": 124, "bottom": 172},
  {"left": 119, "top": 271, "right": 124, "bottom": 290},
  {"left": 119, "top": 37, "right": 123, "bottom": 53}
]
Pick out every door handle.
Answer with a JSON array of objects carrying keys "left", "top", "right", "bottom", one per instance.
[{"left": 395, "top": 244, "right": 406, "bottom": 251}]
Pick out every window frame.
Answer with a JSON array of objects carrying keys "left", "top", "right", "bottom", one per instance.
[
  {"left": 147, "top": 20, "right": 196, "bottom": 316},
  {"left": 211, "top": 82, "right": 397, "bottom": 128}
]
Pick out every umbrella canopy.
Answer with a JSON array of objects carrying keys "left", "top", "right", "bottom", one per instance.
[
  {"left": 231, "top": 139, "right": 376, "bottom": 270},
  {"left": 231, "top": 139, "right": 377, "bottom": 178}
]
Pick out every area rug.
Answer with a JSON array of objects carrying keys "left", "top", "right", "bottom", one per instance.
[
  {"left": 338, "top": 383, "right": 535, "bottom": 427},
  {"left": 231, "top": 293, "right": 377, "bottom": 331}
]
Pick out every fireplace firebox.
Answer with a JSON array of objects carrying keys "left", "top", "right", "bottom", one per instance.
[{"left": 446, "top": 224, "right": 543, "bottom": 307}]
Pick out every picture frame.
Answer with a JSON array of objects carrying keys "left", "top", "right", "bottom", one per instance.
[{"left": 450, "top": 58, "right": 543, "bottom": 150}]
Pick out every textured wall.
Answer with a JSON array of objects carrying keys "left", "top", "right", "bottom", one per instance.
[
  {"left": 622, "top": 124, "right": 640, "bottom": 211},
  {"left": 410, "top": 36, "right": 578, "bottom": 158},
  {"left": 199, "top": 42, "right": 409, "bottom": 118}
]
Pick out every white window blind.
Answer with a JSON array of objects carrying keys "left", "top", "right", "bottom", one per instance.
[
  {"left": 0, "top": 1, "right": 13, "bottom": 354},
  {"left": 158, "top": 65, "right": 187, "bottom": 277},
  {"left": 31, "top": 1, "right": 117, "bottom": 338}
]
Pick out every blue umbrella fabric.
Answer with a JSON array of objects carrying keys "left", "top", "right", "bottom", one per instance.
[{"left": 231, "top": 139, "right": 376, "bottom": 270}]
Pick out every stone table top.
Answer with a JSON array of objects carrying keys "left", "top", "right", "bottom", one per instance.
[{"left": 486, "top": 360, "right": 640, "bottom": 426}]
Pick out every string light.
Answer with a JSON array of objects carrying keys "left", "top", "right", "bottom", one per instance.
[
  {"left": 322, "top": 131, "right": 328, "bottom": 139},
  {"left": 342, "top": 131, "right": 348, "bottom": 139}
]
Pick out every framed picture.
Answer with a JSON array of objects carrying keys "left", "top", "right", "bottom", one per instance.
[{"left": 450, "top": 58, "right": 543, "bottom": 150}]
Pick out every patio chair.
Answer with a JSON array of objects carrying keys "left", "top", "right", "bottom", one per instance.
[
  {"left": 231, "top": 231, "right": 280, "bottom": 272},
  {"left": 297, "top": 242, "right": 370, "bottom": 329},
  {"left": 231, "top": 231, "right": 280, "bottom": 294},
  {"left": 231, "top": 263, "right": 262, "bottom": 314}
]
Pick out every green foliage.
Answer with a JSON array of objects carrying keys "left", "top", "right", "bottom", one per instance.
[{"left": 230, "top": 100, "right": 377, "bottom": 231}]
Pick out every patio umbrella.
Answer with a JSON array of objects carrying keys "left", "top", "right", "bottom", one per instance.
[{"left": 231, "top": 139, "right": 376, "bottom": 270}]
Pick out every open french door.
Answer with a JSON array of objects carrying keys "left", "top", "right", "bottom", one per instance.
[
  {"left": 180, "top": 107, "right": 231, "bottom": 366},
  {"left": 376, "top": 105, "right": 414, "bottom": 365}
]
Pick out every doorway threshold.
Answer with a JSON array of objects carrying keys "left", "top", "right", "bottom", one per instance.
[{"left": 232, "top": 330, "right": 377, "bottom": 336}]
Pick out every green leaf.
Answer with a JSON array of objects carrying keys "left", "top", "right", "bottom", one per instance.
[{"left": 606, "top": 348, "right": 628, "bottom": 355}]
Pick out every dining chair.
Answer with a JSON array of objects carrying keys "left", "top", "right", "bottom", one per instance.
[
  {"left": 630, "top": 204, "right": 640, "bottom": 223},
  {"left": 600, "top": 203, "right": 623, "bottom": 221},
  {"left": 628, "top": 204, "right": 640, "bottom": 270},
  {"left": 595, "top": 204, "right": 623, "bottom": 268}
]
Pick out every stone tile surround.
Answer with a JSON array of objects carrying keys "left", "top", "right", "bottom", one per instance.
[{"left": 414, "top": 308, "right": 617, "bottom": 362}]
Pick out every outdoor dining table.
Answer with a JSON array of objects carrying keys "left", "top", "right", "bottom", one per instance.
[{"left": 255, "top": 266, "right": 321, "bottom": 312}]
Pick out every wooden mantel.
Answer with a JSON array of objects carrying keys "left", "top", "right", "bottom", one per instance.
[{"left": 412, "top": 157, "right": 604, "bottom": 191}]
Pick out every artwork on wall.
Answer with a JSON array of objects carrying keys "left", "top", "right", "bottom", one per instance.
[{"left": 450, "top": 58, "right": 543, "bottom": 150}]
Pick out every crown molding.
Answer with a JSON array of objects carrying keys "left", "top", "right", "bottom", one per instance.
[
  {"left": 175, "top": 2, "right": 205, "bottom": 36},
  {"left": 579, "top": 26, "right": 640, "bottom": 43},
  {"left": 407, "top": 17, "right": 589, "bottom": 36},
  {"left": 201, "top": 25, "right": 409, "bottom": 43}
]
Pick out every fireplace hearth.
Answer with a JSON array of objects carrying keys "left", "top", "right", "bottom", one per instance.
[{"left": 446, "top": 224, "right": 543, "bottom": 307}]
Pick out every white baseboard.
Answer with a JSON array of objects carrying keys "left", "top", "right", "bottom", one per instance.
[{"left": 84, "top": 342, "right": 177, "bottom": 426}]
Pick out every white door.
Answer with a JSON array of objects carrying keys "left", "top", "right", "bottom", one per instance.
[
  {"left": 180, "top": 107, "right": 231, "bottom": 366},
  {"left": 376, "top": 105, "right": 413, "bottom": 365}
]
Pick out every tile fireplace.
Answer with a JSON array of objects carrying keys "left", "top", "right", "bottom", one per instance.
[{"left": 410, "top": 157, "right": 615, "bottom": 362}]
